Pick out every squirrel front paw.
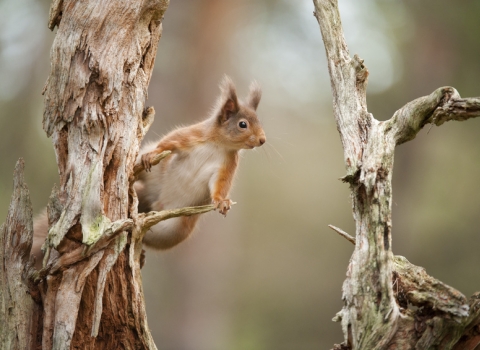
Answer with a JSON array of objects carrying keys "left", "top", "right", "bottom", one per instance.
[
  {"left": 141, "top": 152, "right": 155, "bottom": 172},
  {"left": 213, "top": 198, "right": 233, "bottom": 216}
]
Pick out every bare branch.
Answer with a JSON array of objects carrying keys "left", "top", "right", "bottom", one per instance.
[
  {"left": 432, "top": 97, "right": 480, "bottom": 126},
  {"left": 328, "top": 225, "right": 355, "bottom": 245},
  {"left": 388, "top": 87, "right": 480, "bottom": 145},
  {"left": 313, "top": 0, "right": 370, "bottom": 177},
  {"left": 139, "top": 205, "right": 218, "bottom": 235},
  {"left": 388, "top": 87, "right": 458, "bottom": 145}
]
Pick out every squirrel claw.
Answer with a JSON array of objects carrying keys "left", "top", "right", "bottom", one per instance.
[
  {"left": 213, "top": 199, "right": 232, "bottom": 216},
  {"left": 141, "top": 153, "right": 153, "bottom": 172}
]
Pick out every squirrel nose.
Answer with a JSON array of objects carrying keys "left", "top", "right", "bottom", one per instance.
[{"left": 259, "top": 137, "right": 266, "bottom": 145}]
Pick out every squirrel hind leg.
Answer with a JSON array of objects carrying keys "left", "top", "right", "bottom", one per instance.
[{"left": 142, "top": 215, "right": 200, "bottom": 250}]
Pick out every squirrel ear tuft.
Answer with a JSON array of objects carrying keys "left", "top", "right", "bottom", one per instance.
[
  {"left": 218, "top": 75, "right": 239, "bottom": 122},
  {"left": 246, "top": 80, "right": 262, "bottom": 111}
]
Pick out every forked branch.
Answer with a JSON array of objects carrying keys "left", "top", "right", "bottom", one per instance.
[
  {"left": 314, "top": 0, "right": 480, "bottom": 348},
  {"left": 389, "top": 87, "right": 480, "bottom": 145}
]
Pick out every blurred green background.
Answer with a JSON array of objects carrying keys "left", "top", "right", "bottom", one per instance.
[{"left": 1, "top": 0, "right": 480, "bottom": 349}]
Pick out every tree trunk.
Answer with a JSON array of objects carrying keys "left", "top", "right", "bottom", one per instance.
[
  {"left": 313, "top": 1, "right": 480, "bottom": 349},
  {"left": 2, "top": 0, "right": 170, "bottom": 349},
  {"left": 42, "top": 0, "right": 170, "bottom": 348}
]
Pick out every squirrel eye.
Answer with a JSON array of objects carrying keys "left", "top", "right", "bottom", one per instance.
[{"left": 239, "top": 121, "right": 247, "bottom": 129}]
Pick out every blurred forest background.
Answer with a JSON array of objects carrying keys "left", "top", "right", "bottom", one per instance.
[{"left": 1, "top": 0, "right": 480, "bottom": 349}]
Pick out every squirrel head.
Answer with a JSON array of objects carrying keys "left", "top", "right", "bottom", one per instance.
[{"left": 213, "top": 75, "right": 266, "bottom": 150}]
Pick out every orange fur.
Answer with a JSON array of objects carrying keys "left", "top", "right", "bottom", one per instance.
[
  {"left": 137, "top": 75, "right": 265, "bottom": 250},
  {"left": 212, "top": 151, "right": 238, "bottom": 202}
]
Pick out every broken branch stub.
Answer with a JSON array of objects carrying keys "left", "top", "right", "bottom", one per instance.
[{"left": 0, "top": 160, "right": 39, "bottom": 350}]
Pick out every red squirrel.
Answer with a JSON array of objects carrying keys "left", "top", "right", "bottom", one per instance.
[
  {"left": 31, "top": 76, "right": 265, "bottom": 265},
  {"left": 136, "top": 75, "right": 265, "bottom": 249}
]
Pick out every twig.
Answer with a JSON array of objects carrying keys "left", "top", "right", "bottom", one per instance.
[
  {"left": 139, "top": 204, "right": 220, "bottom": 234},
  {"left": 328, "top": 224, "right": 356, "bottom": 245}
]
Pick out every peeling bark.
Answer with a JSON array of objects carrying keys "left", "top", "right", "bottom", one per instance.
[
  {"left": 313, "top": 1, "right": 480, "bottom": 349},
  {"left": 0, "top": 160, "right": 41, "bottom": 350},
  {"left": 39, "top": 0, "right": 169, "bottom": 348}
]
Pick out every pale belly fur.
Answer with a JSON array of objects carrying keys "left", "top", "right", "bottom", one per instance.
[
  {"left": 138, "top": 142, "right": 226, "bottom": 209},
  {"left": 139, "top": 143, "right": 226, "bottom": 249}
]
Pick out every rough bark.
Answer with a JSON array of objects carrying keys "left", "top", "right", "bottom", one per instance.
[
  {"left": 39, "top": 0, "right": 169, "bottom": 348},
  {"left": 313, "top": 1, "right": 480, "bottom": 349},
  {"left": 0, "top": 160, "right": 41, "bottom": 350}
]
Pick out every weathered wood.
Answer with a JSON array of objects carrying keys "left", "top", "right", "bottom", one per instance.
[
  {"left": 330, "top": 228, "right": 470, "bottom": 317},
  {"left": 314, "top": 0, "right": 480, "bottom": 349},
  {"left": 39, "top": 0, "right": 169, "bottom": 348},
  {"left": 35, "top": 204, "right": 214, "bottom": 280},
  {"left": 0, "top": 159, "right": 40, "bottom": 350},
  {"left": 314, "top": 2, "right": 396, "bottom": 348}
]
